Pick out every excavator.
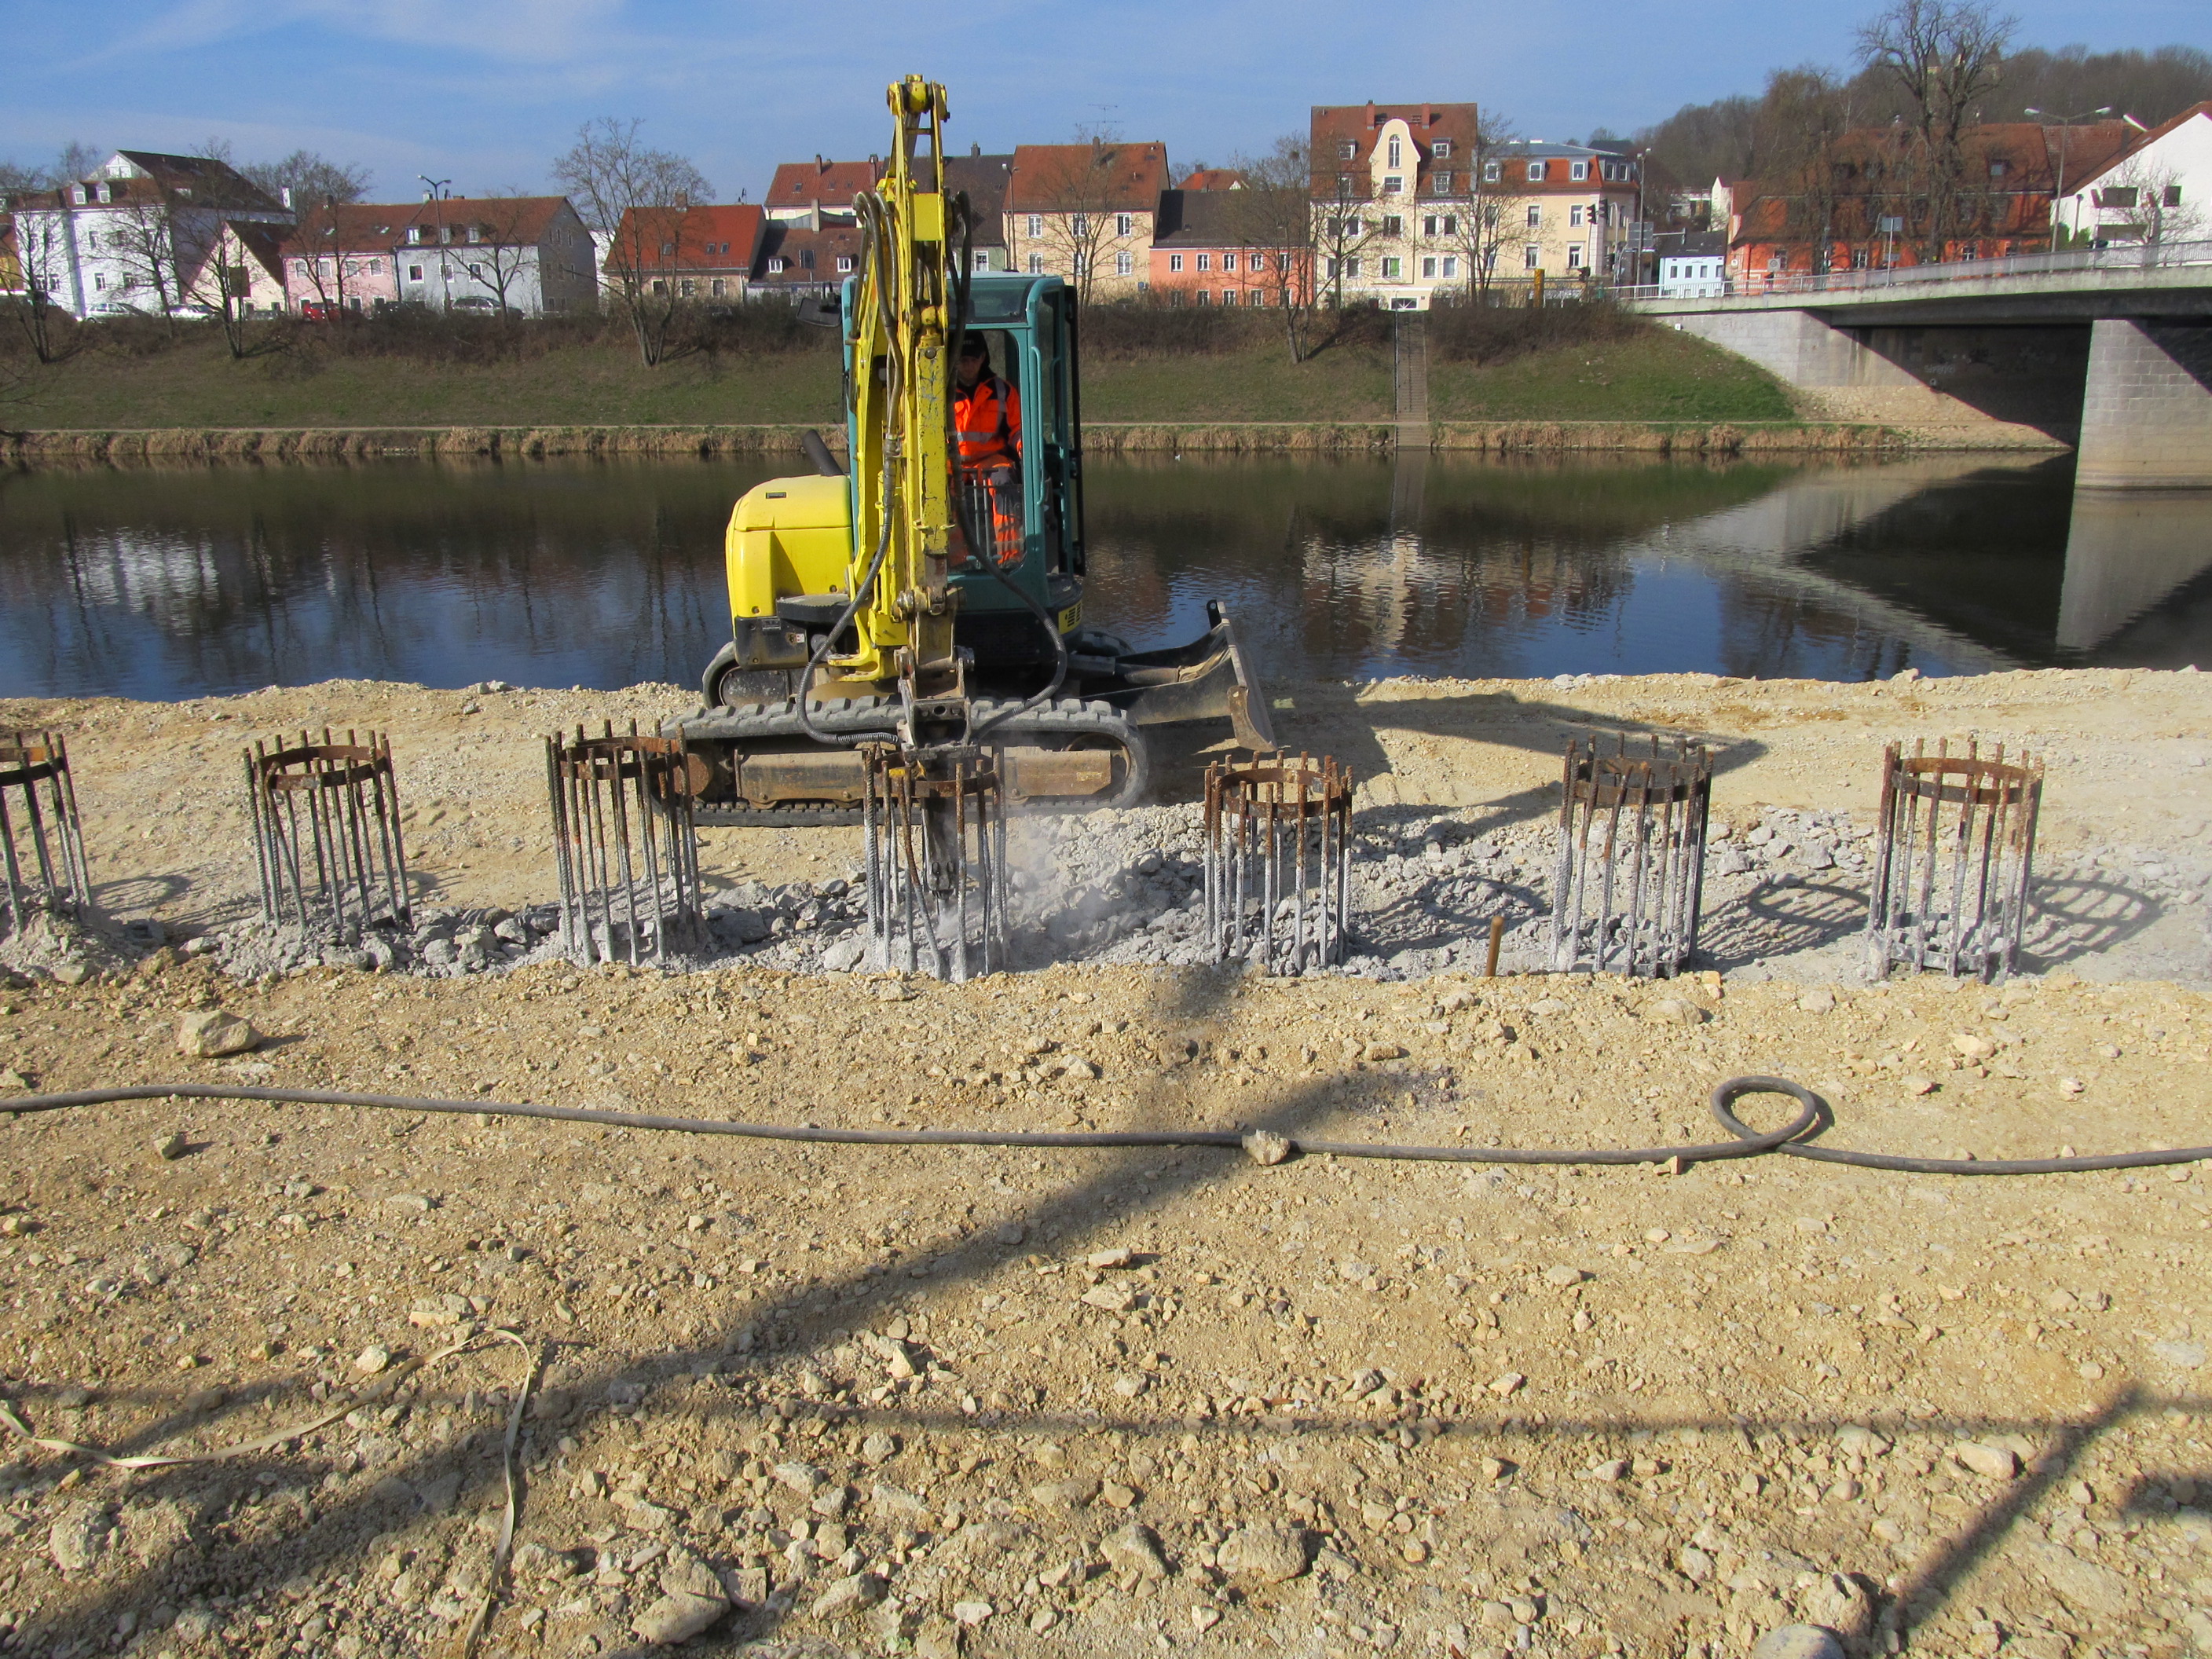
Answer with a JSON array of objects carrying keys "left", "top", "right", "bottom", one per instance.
[{"left": 675, "top": 74, "right": 1272, "bottom": 832}]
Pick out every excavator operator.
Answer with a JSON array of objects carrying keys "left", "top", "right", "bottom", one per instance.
[{"left": 952, "top": 335, "right": 1023, "bottom": 567}]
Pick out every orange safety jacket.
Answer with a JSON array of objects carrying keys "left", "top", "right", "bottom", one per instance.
[{"left": 954, "top": 372, "right": 1021, "bottom": 471}]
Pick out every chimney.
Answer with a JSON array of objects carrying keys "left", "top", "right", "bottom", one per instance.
[
  {"left": 1423, "top": 104, "right": 1435, "bottom": 126},
  {"left": 1366, "top": 102, "right": 1377, "bottom": 128},
  {"left": 815, "top": 154, "right": 825, "bottom": 172},
  {"left": 971, "top": 142, "right": 980, "bottom": 157},
  {"left": 280, "top": 186, "right": 293, "bottom": 210},
  {"left": 674, "top": 192, "right": 690, "bottom": 211}
]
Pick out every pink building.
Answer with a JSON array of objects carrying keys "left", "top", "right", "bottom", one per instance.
[{"left": 278, "top": 203, "right": 408, "bottom": 314}]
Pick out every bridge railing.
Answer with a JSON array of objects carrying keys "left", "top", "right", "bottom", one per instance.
[{"left": 1616, "top": 236, "right": 2212, "bottom": 303}]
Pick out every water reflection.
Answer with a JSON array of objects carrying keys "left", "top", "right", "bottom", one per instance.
[{"left": 0, "top": 450, "right": 2205, "bottom": 703}]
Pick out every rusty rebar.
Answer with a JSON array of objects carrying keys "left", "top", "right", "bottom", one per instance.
[
  {"left": 864, "top": 746, "right": 1006, "bottom": 982},
  {"left": 245, "top": 730, "right": 409, "bottom": 944},
  {"left": 0, "top": 731, "right": 90, "bottom": 939},
  {"left": 1865, "top": 738, "right": 2042, "bottom": 983},
  {"left": 544, "top": 723, "right": 703, "bottom": 967},
  {"left": 1551, "top": 734, "right": 1712, "bottom": 978},
  {"left": 1203, "top": 753, "right": 1353, "bottom": 974}
]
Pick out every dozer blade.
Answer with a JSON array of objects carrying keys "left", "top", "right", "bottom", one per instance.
[{"left": 1101, "top": 602, "right": 1276, "bottom": 752}]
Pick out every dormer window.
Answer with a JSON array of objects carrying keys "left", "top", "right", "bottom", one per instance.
[
  {"left": 768, "top": 256, "right": 786, "bottom": 273},
  {"left": 1988, "top": 159, "right": 2008, "bottom": 178},
  {"left": 1569, "top": 160, "right": 1589, "bottom": 181},
  {"left": 1339, "top": 141, "right": 1357, "bottom": 160},
  {"left": 71, "top": 185, "right": 89, "bottom": 204},
  {"left": 1484, "top": 160, "right": 1500, "bottom": 182},
  {"left": 1432, "top": 140, "right": 1452, "bottom": 158},
  {"left": 1527, "top": 161, "right": 1547, "bottom": 182},
  {"left": 1386, "top": 136, "right": 1403, "bottom": 167}
]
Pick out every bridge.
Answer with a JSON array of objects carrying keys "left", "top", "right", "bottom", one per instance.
[{"left": 1626, "top": 240, "right": 2212, "bottom": 489}]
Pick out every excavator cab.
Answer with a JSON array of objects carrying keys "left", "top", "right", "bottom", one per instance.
[{"left": 683, "top": 276, "right": 1273, "bottom": 824}]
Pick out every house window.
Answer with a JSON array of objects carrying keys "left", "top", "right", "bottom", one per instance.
[
  {"left": 1196, "top": 252, "right": 1210, "bottom": 271},
  {"left": 1569, "top": 204, "right": 1584, "bottom": 227},
  {"left": 972, "top": 249, "right": 991, "bottom": 271},
  {"left": 1344, "top": 256, "right": 1361, "bottom": 278},
  {"left": 1382, "top": 175, "right": 1404, "bottom": 195},
  {"left": 467, "top": 225, "right": 483, "bottom": 243},
  {"left": 1525, "top": 204, "right": 1541, "bottom": 228},
  {"left": 1570, "top": 160, "right": 1589, "bottom": 181},
  {"left": 469, "top": 262, "right": 484, "bottom": 279},
  {"left": 1382, "top": 255, "right": 1402, "bottom": 279},
  {"left": 1442, "top": 215, "right": 1457, "bottom": 235},
  {"left": 1195, "top": 288, "right": 1209, "bottom": 305},
  {"left": 1959, "top": 242, "right": 1977, "bottom": 260},
  {"left": 2166, "top": 184, "right": 2185, "bottom": 207},
  {"left": 92, "top": 272, "right": 105, "bottom": 290},
  {"left": 1253, "top": 289, "right": 1270, "bottom": 306},
  {"left": 409, "top": 226, "right": 426, "bottom": 244},
  {"left": 1115, "top": 249, "right": 1133, "bottom": 276},
  {"left": 767, "top": 257, "right": 786, "bottom": 273},
  {"left": 1523, "top": 244, "right": 1540, "bottom": 269},
  {"left": 1527, "top": 161, "right": 1547, "bottom": 181},
  {"left": 651, "top": 279, "right": 668, "bottom": 295},
  {"left": 1442, "top": 255, "right": 1459, "bottom": 278},
  {"left": 1026, "top": 214, "right": 1042, "bottom": 238},
  {"left": 1339, "top": 141, "right": 1357, "bottom": 160},
  {"left": 295, "top": 259, "right": 310, "bottom": 277},
  {"left": 1433, "top": 140, "right": 1452, "bottom": 158},
  {"left": 1382, "top": 215, "right": 1402, "bottom": 237},
  {"left": 1071, "top": 213, "right": 1090, "bottom": 237},
  {"left": 71, "top": 185, "right": 88, "bottom": 204},
  {"left": 1027, "top": 252, "right": 1043, "bottom": 274},
  {"left": 1387, "top": 136, "right": 1403, "bottom": 167},
  {"left": 1337, "top": 174, "right": 1354, "bottom": 193},
  {"left": 799, "top": 248, "right": 815, "bottom": 269},
  {"left": 1434, "top": 173, "right": 1452, "bottom": 195},
  {"left": 1484, "top": 160, "right": 1500, "bottom": 182},
  {"left": 1851, "top": 248, "right": 1869, "bottom": 269},
  {"left": 711, "top": 277, "right": 726, "bottom": 296},
  {"left": 408, "top": 264, "right": 424, "bottom": 281},
  {"left": 1421, "top": 256, "right": 1437, "bottom": 277},
  {"left": 679, "top": 277, "right": 694, "bottom": 296},
  {"left": 1324, "top": 258, "right": 1339, "bottom": 278},
  {"left": 1423, "top": 215, "right": 1437, "bottom": 236},
  {"left": 1221, "top": 252, "right": 1236, "bottom": 271},
  {"left": 837, "top": 255, "right": 854, "bottom": 272},
  {"left": 1115, "top": 213, "right": 1133, "bottom": 236},
  {"left": 1566, "top": 244, "right": 1584, "bottom": 268},
  {"left": 1169, "top": 252, "right": 1184, "bottom": 272},
  {"left": 1222, "top": 289, "right": 1236, "bottom": 305}
]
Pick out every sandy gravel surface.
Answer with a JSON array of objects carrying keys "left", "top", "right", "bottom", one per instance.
[{"left": 0, "top": 670, "right": 2206, "bottom": 1659}]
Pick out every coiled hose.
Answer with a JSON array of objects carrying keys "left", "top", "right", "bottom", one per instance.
[{"left": 4, "top": 1077, "right": 2206, "bottom": 1176}]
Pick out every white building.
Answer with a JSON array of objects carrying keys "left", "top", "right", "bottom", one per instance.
[
  {"left": 1657, "top": 229, "right": 1728, "bottom": 296},
  {"left": 2054, "top": 101, "right": 2212, "bottom": 247},
  {"left": 9, "top": 150, "right": 291, "bottom": 320},
  {"left": 1309, "top": 102, "right": 1485, "bottom": 312},
  {"left": 389, "top": 196, "right": 598, "bottom": 315}
]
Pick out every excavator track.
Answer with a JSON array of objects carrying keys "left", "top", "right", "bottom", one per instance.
[{"left": 672, "top": 695, "right": 1148, "bottom": 827}]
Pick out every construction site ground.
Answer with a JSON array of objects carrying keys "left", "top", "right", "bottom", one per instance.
[{"left": 0, "top": 668, "right": 2207, "bottom": 1659}]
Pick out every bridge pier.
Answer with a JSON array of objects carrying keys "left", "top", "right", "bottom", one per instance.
[{"left": 2075, "top": 320, "right": 2212, "bottom": 489}]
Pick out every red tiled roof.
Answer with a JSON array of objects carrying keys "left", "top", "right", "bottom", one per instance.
[
  {"left": 604, "top": 202, "right": 760, "bottom": 273},
  {"left": 1006, "top": 142, "right": 1171, "bottom": 213},
  {"left": 1181, "top": 167, "right": 1247, "bottom": 192},
  {"left": 1308, "top": 101, "right": 1481, "bottom": 196},
  {"left": 767, "top": 158, "right": 881, "bottom": 211},
  {"left": 2062, "top": 102, "right": 2212, "bottom": 192},
  {"left": 750, "top": 222, "right": 866, "bottom": 285}
]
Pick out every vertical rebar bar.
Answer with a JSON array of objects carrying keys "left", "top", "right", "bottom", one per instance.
[{"left": 1551, "top": 735, "right": 1711, "bottom": 979}]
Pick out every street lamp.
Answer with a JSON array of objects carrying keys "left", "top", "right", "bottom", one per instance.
[
  {"left": 418, "top": 174, "right": 452, "bottom": 312},
  {"left": 2025, "top": 108, "right": 2112, "bottom": 253}
]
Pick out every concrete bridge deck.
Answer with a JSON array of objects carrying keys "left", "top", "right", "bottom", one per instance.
[{"left": 1624, "top": 242, "right": 2212, "bottom": 487}]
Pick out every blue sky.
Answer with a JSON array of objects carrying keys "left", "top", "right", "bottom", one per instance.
[{"left": 7, "top": 0, "right": 2202, "bottom": 203}]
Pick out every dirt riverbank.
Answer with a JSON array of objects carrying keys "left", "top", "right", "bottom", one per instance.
[{"left": 0, "top": 669, "right": 2206, "bottom": 1659}]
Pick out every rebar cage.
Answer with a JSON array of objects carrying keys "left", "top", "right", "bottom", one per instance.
[
  {"left": 1202, "top": 753, "right": 1354, "bottom": 974},
  {"left": 545, "top": 723, "right": 705, "bottom": 967},
  {"left": 246, "top": 730, "right": 411, "bottom": 943},
  {"left": 864, "top": 746, "right": 1009, "bottom": 982},
  {"left": 1866, "top": 738, "right": 2042, "bottom": 982},
  {"left": 0, "top": 731, "right": 90, "bottom": 938},
  {"left": 1551, "top": 734, "right": 1713, "bottom": 978}
]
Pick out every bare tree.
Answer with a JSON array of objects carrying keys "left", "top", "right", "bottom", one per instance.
[
  {"left": 2086, "top": 153, "right": 2208, "bottom": 247},
  {"left": 1015, "top": 141, "right": 1129, "bottom": 305},
  {"left": 1447, "top": 110, "right": 1523, "bottom": 299},
  {"left": 5, "top": 211, "right": 85, "bottom": 363},
  {"left": 455, "top": 195, "right": 541, "bottom": 318},
  {"left": 107, "top": 188, "right": 190, "bottom": 329},
  {"left": 241, "top": 150, "right": 371, "bottom": 209},
  {"left": 553, "top": 117, "right": 709, "bottom": 366},
  {"left": 1857, "top": 0, "right": 2019, "bottom": 262},
  {"left": 286, "top": 196, "right": 356, "bottom": 316},
  {"left": 186, "top": 222, "right": 280, "bottom": 357},
  {"left": 1224, "top": 136, "right": 1323, "bottom": 361},
  {"left": 1310, "top": 166, "right": 1377, "bottom": 310}
]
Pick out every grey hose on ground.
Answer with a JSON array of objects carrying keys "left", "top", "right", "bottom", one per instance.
[{"left": 3, "top": 1077, "right": 2206, "bottom": 1176}]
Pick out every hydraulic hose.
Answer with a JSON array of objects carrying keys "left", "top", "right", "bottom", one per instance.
[{"left": 4, "top": 1076, "right": 2205, "bottom": 1177}]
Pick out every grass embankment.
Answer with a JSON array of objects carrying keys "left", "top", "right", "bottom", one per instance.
[{"left": 0, "top": 301, "right": 1800, "bottom": 447}]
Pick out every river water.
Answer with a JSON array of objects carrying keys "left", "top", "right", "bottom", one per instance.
[{"left": 2, "top": 451, "right": 2207, "bottom": 701}]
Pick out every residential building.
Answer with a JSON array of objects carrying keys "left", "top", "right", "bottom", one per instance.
[
  {"left": 1005, "top": 140, "right": 1171, "bottom": 300},
  {"left": 0, "top": 209, "right": 20, "bottom": 296},
  {"left": 207, "top": 220, "right": 287, "bottom": 315},
  {"left": 749, "top": 222, "right": 866, "bottom": 299},
  {"left": 617, "top": 202, "right": 765, "bottom": 303},
  {"left": 1308, "top": 101, "right": 1483, "bottom": 310},
  {"left": 1474, "top": 138, "right": 1645, "bottom": 290},
  {"left": 9, "top": 150, "right": 291, "bottom": 320},
  {"left": 1148, "top": 188, "right": 1310, "bottom": 307},
  {"left": 277, "top": 203, "right": 411, "bottom": 314},
  {"left": 1725, "top": 121, "right": 2134, "bottom": 282},
  {"left": 1655, "top": 229, "right": 1727, "bottom": 297},
  {"left": 765, "top": 157, "right": 878, "bottom": 229},
  {"left": 1181, "top": 167, "right": 1247, "bottom": 192},
  {"left": 397, "top": 196, "right": 596, "bottom": 315},
  {"left": 945, "top": 150, "right": 1014, "bottom": 273},
  {"left": 2054, "top": 102, "right": 2212, "bottom": 247}
]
